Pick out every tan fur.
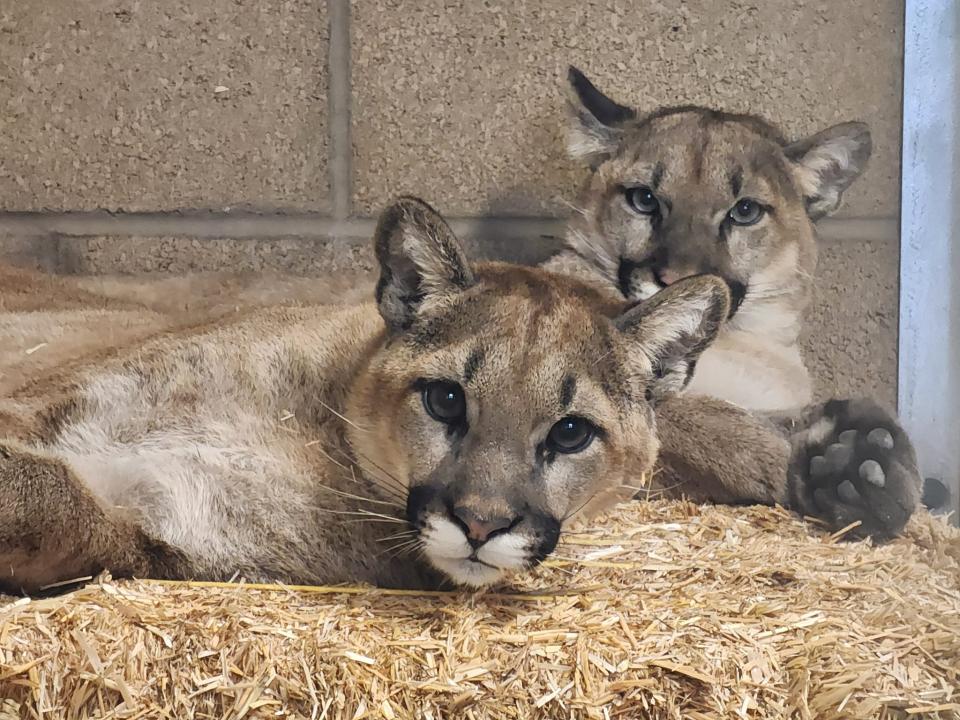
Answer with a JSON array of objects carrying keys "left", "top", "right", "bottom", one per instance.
[
  {"left": 0, "top": 265, "right": 374, "bottom": 397},
  {"left": 547, "top": 68, "right": 872, "bottom": 412},
  {"left": 549, "top": 71, "right": 920, "bottom": 531},
  {"left": 0, "top": 199, "right": 920, "bottom": 595}
]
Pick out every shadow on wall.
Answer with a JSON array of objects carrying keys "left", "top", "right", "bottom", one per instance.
[{"left": 475, "top": 82, "right": 587, "bottom": 218}]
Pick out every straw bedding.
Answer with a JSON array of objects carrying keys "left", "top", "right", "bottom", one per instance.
[
  {"left": 2, "top": 500, "right": 958, "bottom": 720},
  {"left": 1, "top": 266, "right": 958, "bottom": 718}
]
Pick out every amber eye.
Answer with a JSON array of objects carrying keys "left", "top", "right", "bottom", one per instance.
[
  {"left": 422, "top": 381, "right": 466, "bottom": 424},
  {"left": 728, "top": 198, "right": 764, "bottom": 226},
  {"left": 546, "top": 416, "right": 595, "bottom": 454},
  {"left": 625, "top": 186, "right": 660, "bottom": 215}
]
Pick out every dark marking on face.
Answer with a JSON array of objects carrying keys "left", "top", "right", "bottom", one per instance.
[
  {"left": 406, "top": 484, "right": 438, "bottom": 528},
  {"left": 462, "top": 346, "right": 485, "bottom": 384},
  {"left": 730, "top": 166, "right": 743, "bottom": 198},
  {"left": 521, "top": 296, "right": 557, "bottom": 356},
  {"left": 617, "top": 257, "right": 646, "bottom": 298},
  {"left": 650, "top": 161, "right": 665, "bottom": 191},
  {"left": 726, "top": 280, "right": 747, "bottom": 318},
  {"left": 560, "top": 374, "right": 577, "bottom": 409},
  {"left": 693, "top": 129, "right": 709, "bottom": 181},
  {"left": 535, "top": 439, "right": 555, "bottom": 467},
  {"left": 529, "top": 516, "right": 562, "bottom": 562}
]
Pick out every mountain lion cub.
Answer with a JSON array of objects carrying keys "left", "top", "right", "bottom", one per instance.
[
  {"left": 0, "top": 199, "right": 920, "bottom": 594},
  {"left": 546, "top": 67, "right": 873, "bottom": 412},
  {"left": 546, "top": 66, "right": 946, "bottom": 509}
]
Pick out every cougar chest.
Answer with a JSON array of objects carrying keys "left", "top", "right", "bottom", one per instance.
[{"left": 686, "top": 330, "right": 813, "bottom": 412}]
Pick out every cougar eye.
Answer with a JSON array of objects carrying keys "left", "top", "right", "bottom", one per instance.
[
  {"left": 422, "top": 381, "right": 466, "bottom": 424},
  {"left": 546, "top": 416, "right": 595, "bottom": 454},
  {"left": 728, "top": 198, "right": 764, "bottom": 226},
  {"left": 624, "top": 186, "right": 660, "bottom": 215}
]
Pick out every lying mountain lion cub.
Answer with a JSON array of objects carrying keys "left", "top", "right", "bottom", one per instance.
[
  {"left": 546, "top": 66, "right": 945, "bottom": 510},
  {"left": 548, "top": 67, "right": 871, "bottom": 412},
  {"left": 0, "top": 199, "right": 920, "bottom": 594}
]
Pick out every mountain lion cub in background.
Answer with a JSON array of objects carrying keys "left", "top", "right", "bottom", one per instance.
[
  {"left": 548, "top": 66, "right": 870, "bottom": 412},
  {"left": 0, "top": 199, "right": 920, "bottom": 595},
  {"left": 546, "top": 66, "right": 944, "bottom": 510}
]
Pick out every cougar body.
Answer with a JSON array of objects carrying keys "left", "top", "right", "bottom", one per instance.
[
  {"left": 545, "top": 67, "right": 873, "bottom": 412},
  {"left": 0, "top": 199, "right": 921, "bottom": 595}
]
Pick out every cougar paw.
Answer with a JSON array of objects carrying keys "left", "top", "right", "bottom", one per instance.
[{"left": 795, "top": 399, "right": 921, "bottom": 540}]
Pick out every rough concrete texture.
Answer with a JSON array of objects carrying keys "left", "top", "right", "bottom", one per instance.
[
  {"left": 52, "top": 230, "right": 562, "bottom": 276},
  {"left": 352, "top": 0, "right": 903, "bottom": 218},
  {"left": 802, "top": 238, "right": 899, "bottom": 409},
  {"left": 57, "top": 236, "right": 376, "bottom": 276},
  {"left": 0, "top": 1, "right": 328, "bottom": 212}
]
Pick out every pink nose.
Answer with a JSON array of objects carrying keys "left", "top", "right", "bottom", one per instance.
[
  {"left": 656, "top": 268, "right": 684, "bottom": 286},
  {"left": 452, "top": 507, "right": 514, "bottom": 545}
]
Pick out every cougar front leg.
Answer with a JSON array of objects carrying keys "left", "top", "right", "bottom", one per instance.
[
  {"left": 0, "top": 441, "right": 187, "bottom": 594},
  {"left": 652, "top": 395, "right": 794, "bottom": 507},
  {"left": 653, "top": 396, "right": 921, "bottom": 540}
]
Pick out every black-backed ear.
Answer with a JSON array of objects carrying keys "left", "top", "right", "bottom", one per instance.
[
  {"left": 784, "top": 122, "right": 872, "bottom": 221},
  {"left": 374, "top": 196, "right": 474, "bottom": 331},
  {"left": 566, "top": 66, "right": 636, "bottom": 169},
  {"left": 616, "top": 276, "right": 730, "bottom": 403}
]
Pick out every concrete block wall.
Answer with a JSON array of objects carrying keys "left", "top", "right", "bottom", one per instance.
[{"left": 0, "top": 0, "right": 903, "bottom": 407}]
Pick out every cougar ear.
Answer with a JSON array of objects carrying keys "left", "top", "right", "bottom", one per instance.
[
  {"left": 616, "top": 276, "right": 730, "bottom": 403},
  {"left": 566, "top": 66, "right": 636, "bottom": 169},
  {"left": 785, "top": 122, "right": 872, "bottom": 221},
  {"left": 374, "top": 196, "right": 475, "bottom": 331}
]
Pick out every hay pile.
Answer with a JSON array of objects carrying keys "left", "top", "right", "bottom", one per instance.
[{"left": 2, "top": 501, "right": 958, "bottom": 720}]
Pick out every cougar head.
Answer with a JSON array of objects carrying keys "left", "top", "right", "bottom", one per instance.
[
  {"left": 346, "top": 197, "right": 730, "bottom": 587},
  {"left": 563, "top": 66, "right": 871, "bottom": 343}
]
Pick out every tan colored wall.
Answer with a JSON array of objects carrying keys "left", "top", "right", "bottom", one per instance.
[
  {"left": 0, "top": 1, "right": 329, "bottom": 211},
  {"left": 0, "top": 0, "right": 903, "bottom": 405}
]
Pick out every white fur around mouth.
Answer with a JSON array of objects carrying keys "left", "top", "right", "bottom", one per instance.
[
  {"left": 419, "top": 516, "right": 533, "bottom": 588},
  {"left": 630, "top": 272, "right": 662, "bottom": 300}
]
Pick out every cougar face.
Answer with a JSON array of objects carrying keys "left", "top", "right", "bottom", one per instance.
[
  {"left": 347, "top": 198, "right": 729, "bottom": 587},
  {"left": 563, "top": 67, "right": 871, "bottom": 342}
]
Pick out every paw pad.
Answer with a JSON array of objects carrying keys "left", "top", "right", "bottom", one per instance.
[
  {"left": 801, "top": 399, "right": 918, "bottom": 540},
  {"left": 866, "top": 428, "right": 894, "bottom": 449},
  {"left": 858, "top": 459, "right": 885, "bottom": 487},
  {"left": 810, "top": 455, "right": 828, "bottom": 478},
  {"left": 838, "top": 479, "right": 861, "bottom": 504},
  {"left": 824, "top": 442, "right": 853, "bottom": 470},
  {"left": 838, "top": 429, "right": 857, "bottom": 445}
]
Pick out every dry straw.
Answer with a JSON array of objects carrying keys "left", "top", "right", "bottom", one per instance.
[{"left": 2, "top": 501, "right": 958, "bottom": 719}]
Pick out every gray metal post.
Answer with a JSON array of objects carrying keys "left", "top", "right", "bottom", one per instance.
[{"left": 899, "top": 0, "right": 960, "bottom": 522}]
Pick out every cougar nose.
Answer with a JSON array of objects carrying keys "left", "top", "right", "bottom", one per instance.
[
  {"left": 653, "top": 266, "right": 686, "bottom": 286},
  {"left": 451, "top": 507, "right": 516, "bottom": 548}
]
